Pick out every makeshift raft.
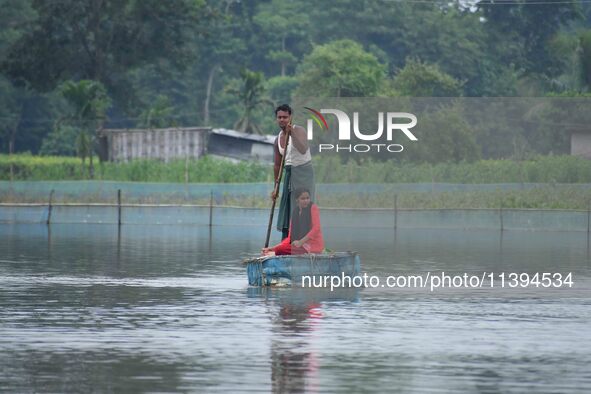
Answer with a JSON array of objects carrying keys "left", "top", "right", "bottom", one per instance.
[{"left": 244, "top": 252, "right": 361, "bottom": 287}]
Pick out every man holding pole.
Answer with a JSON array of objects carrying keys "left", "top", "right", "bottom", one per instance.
[{"left": 271, "top": 104, "right": 316, "bottom": 241}]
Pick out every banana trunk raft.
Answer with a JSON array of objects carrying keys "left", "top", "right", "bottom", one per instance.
[{"left": 244, "top": 252, "right": 361, "bottom": 287}]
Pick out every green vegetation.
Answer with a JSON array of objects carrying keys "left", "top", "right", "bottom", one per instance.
[
  {"left": 313, "top": 155, "right": 591, "bottom": 184},
  {"left": 2, "top": 0, "right": 591, "bottom": 161},
  {"left": 1, "top": 154, "right": 589, "bottom": 209},
  {"left": 390, "top": 59, "right": 463, "bottom": 97},
  {"left": 295, "top": 40, "right": 386, "bottom": 97},
  {"left": 2, "top": 154, "right": 590, "bottom": 184},
  {"left": 0, "top": 154, "right": 271, "bottom": 183}
]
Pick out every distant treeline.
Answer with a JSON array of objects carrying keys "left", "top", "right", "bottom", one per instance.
[
  {"left": 2, "top": 0, "right": 591, "bottom": 164},
  {"left": 2, "top": 154, "right": 590, "bottom": 184}
]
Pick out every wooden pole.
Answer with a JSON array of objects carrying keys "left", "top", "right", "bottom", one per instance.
[
  {"left": 117, "top": 189, "right": 122, "bottom": 226},
  {"left": 394, "top": 194, "right": 398, "bottom": 230},
  {"left": 185, "top": 154, "right": 189, "bottom": 184},
  {"left": 184, "top": 154, "right": 190, "bottom": 201},
  {"left": 587, "top": 200, "right": 590, "bottom": 256},
  {"left": 264, "top": 127, "right": 291, "bottom": 248},
  {"left": 209, "top": 190, "right": 213, "bottom": 228},
  {"left": 9, "top": 140, "right": 14, "bottom": 183},
  {"left": 500, "top": 198, "right": 504, "bottom": 232},
  {"left": 587, "top": 199, "right": 590, "bottom": 235},
  {"left": 46, "top": 189, "right": 55, "bottom": 225}
]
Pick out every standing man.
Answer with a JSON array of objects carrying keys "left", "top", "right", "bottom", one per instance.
[{"left": 272, "top": 104, "right": 315, "bottom": 240}]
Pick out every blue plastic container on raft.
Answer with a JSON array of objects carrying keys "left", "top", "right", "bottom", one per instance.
[{"left": 244, "top": 252, "right": 361, "bottom": 287}]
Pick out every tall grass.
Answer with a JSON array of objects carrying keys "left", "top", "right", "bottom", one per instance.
[
  {"left": 0, "top": 154, "right": 271, "bottom": 182},
  {"left": 1, "top": 153, "right": 590, "bottom": 183},
  {"left": 313, "top": 155, "right": 591, "bottom": 183}
]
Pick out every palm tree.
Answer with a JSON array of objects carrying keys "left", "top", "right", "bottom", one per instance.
[
  {"left": 227, "top": 68, "right": 273, "bottom": 134},
  {"left": 58, "top": 80, "right": 111, "bottom": 178}
]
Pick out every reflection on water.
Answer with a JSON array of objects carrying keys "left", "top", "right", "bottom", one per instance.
[
  {"left": 248, "top": 287, "right": 360, "bottom": 393},
  {"left": 0, "top": 223, "right": 590, "bottom": 392},
  {"left": 271, "top": 292, "right": 321, "bottom": 393}
]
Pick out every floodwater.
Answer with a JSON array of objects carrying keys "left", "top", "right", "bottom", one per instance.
[{"left": 1, "top": 223, "right": 590, "bottom": 393}]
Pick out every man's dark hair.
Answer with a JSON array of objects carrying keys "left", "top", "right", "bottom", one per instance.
[{"left": 275, "top": 104, "right": 292, "bottom": 115}]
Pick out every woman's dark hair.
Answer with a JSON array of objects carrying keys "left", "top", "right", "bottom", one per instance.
[
  {"left": 291, "top": 187, "right": 312, "bottom": 240},
  {"left": 293, "top": 187, "right": 310, "bottom": 199},
  {"left": 275, "top": 104, "right": 292, "bottom": 115}
]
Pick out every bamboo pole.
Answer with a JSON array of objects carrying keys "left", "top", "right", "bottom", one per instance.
[{"left": 264, "top": 127, "right": 291, "bottom": 248}]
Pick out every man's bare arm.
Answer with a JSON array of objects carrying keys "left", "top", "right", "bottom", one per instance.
[{"left": 290, "top": 125, "right": 309, "bottom": 154}]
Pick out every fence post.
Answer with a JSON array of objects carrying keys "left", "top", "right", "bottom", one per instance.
[
  {"left": 587, "top": 199, "right": 590, "bottom": 235},
  {"left": 46, "top": 189, "right": 55, "bottom": 225},
  {"left": 118, "top": 189, "right": 122, "bottom": 226},
  {"left": 209, "top": 190, "right": 213, "bottom": 228},
  {"left": 184, "top": 155, "right": 190, "bottom": 201},
  {"left": 186, "top": 155, "right": 191, "bottom": 183},
  {"left": 500, "top": 198, "right": 504, "bottom": 232},
  {"left": 394, "top": 194, "right": 398, "bottom": 230}
]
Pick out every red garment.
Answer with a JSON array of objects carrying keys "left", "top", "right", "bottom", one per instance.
[
  {"left": 275, "top": 204, "right": 324, "bottom": 254},
  {"left": 273, "top": 243, "right": 307, "bottom": 255}
]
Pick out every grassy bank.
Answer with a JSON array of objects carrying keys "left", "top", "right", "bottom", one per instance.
[
  {"left": 1, "top": 154, "right": 590, "bottom": 183},
  {"left": 314, "top": 155, "right": 591, "bottom": 183},
  {"left": 0, "top": 154, "right": 271, "bottom": 182}
]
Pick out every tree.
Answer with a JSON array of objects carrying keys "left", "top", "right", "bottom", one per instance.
[
  {"left": 0, "top": 0, "right": 40, "bottom": 156},
  {"left": 138, "top": 95, "right": 176, "bottom": 129},
  {"left": 305, "top": 1, "right": 494, "bottom": 95},
  {"left": 0, "top": 77, "right": 25, "bottom": 155},
  {"left": 477, "top": 0, "right": 582, "bottom": 77},
  {"left": 386, "top": 4, "right": 508, "bottom": 96},
  {"left": 39, "top": 126, "right": 78, "bottom": 156},
  {"left": 253, "top": 0, "right": 310, "bottom": 76},
  {"left": 225, "top": 69, "right": 273, "bottom": 134},
  {"left": 196, "top": 1, "right": 248, "bottom": 126},
  {"left": 581, "top": 30, "right": 591, "bottom": 89},
  {"left": 0, "top": 0, "right": 37, "bottom": 61},
  {"left": 58, "top": 80, "right": 111, "bottom": 178},
  {"left": 266, "top": 76, "right": 299, "bottom": 105},
  {"left": 295, "top": 39, "right": 386, "bottom": 97},
  {"left": 391, "top": 59, "right": 463, "bottom": 97},
  {"left": 404, "top": 104, "right": 481, "bottom": 163},
  {"left": 0, "top": 77, "right": 55, "bottom": 157},
  {"left": 3, "top": 0, "right": 211, "bottom": 111},
  {"left": 304, "top": 0, "right": 410, "bottom": 66}
]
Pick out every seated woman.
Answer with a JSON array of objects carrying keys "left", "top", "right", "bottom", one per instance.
[{"left": 262, "top": 188, "right": 324, "bottom": 255}]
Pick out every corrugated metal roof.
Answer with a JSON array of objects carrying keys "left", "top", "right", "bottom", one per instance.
[
  {"left": 100, "top": 127, "right": 210, "bottom": 135},
  {"left": 211, "top": 128, "right": 275, "bottom": 144}
]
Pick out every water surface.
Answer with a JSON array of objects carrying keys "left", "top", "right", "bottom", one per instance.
[{"left": 1, "top": 224, "right": 590, "bottom": 392}]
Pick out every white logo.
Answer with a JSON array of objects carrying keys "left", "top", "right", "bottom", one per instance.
[{"left": 305, "top": 108, "right": 417, "bottom": 153}]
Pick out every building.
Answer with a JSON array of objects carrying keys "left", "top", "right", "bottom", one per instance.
[
  {"left": 571, "top": 130, "right": 591, "bottom": 159},
  {"left": 99, "top": 127, "right": 209, "bottom": 162},
  {"left": 98, "top": 127, "right": 275, "bottom": 163},
  {"left": 207, "top": 128, "right": 275, "bottom": 163}
]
